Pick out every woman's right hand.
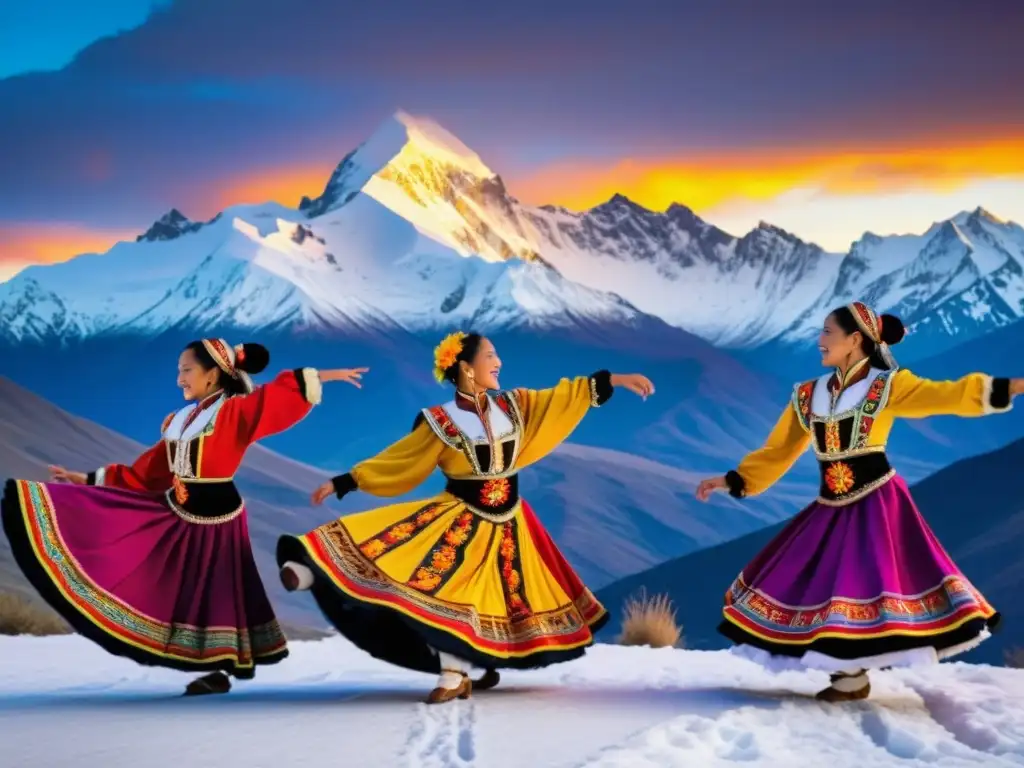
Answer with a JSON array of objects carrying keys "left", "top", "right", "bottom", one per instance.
[
  {"left": 49, "top": 465, "right": 87, "bottom": 485},
  {"left": 695, "top": 475, "right": 727, "bottom": 501},
  {"left": 311, "top": 480, "right": 335, "bottom": 506}
]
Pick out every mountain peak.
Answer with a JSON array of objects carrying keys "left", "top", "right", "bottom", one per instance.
[
  {"left": 136, "top": 208, "right": 204, "bottom": 243},
  {"left": 592, "top": 193, "right": 652, "bottom": 214},
  {"left": 752, "top": 220, "right": 802, "bottom": 242},
  {"left": 301, "top": 111, "right": 497, "bottom": 219}
]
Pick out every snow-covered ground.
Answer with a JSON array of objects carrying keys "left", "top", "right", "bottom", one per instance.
[{"left": 1, "top": 635, "right": 1022, "bottom": 767}]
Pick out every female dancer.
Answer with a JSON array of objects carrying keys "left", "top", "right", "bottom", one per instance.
[
  {"left": 277, "top": 331, "right": 655, "bottom": 703},
  {"left": 696, "top": 302, "right": 1018, "bottom": 702},
  {"left": 2, "top": 339, "right": 367, "bottom": 696}
]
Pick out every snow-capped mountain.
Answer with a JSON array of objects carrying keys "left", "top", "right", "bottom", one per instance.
[
  {"left": 1, "top": 109, "right": 1022, "bottom": 355},
  {"left": 778, "top": 208, "right": 1024, "bottom": 355},
  {"left": 0, "top": 189, "right": 642, "bottom": 343}
]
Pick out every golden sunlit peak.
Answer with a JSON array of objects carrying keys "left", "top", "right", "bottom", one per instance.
[{"left": 392, "top": 110, "right": 496, "bottom": 180}]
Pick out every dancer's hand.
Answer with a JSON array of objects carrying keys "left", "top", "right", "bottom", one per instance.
[
  {"left": 696, "top": 475, "right": 727, "bottom": 501},
  {"left": 48, "top": 465, "right": 87, "bottom": 485},
  {"left": 311, "top": 480, "right": 336, "bottom": 506},
  {"left": 320, "top": 368, "right": 369, "bottom": 388},
  {"left": 611, "top": 373, "right": 655, "bottom": 399},
  {"left": 1011, "top": 378, "right": 1024, "bottom": 397}
]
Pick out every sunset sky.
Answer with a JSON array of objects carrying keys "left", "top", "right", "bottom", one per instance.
[{"left": 2, "top": 0, "right": 1023, "bottom": 279}]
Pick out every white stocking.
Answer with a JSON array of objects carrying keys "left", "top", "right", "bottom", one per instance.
[
  {"left": 282, "top": 561, "right": 314, "bottom": 590},
  {"left": 435, "top": 650, "right": 469, "bottom": 690},
  {"left": 831, "top": 671, "right": 869, "bottom": 693}
]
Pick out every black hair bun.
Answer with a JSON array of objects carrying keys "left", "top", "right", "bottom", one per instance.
[
  {"left": 237, "top": 343, "right": 270, "bottom": 374},
  {"left": 879, "top": 314, "right": 905, "bottom": 345}
]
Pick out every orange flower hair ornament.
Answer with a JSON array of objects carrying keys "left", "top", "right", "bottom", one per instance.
[{"left": 433, "top": 331, "right": 467, "bottom": 384}]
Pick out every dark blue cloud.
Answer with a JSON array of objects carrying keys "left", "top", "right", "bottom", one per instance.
[
  {"left": 1, "top": 0, "right": 1022, "bottom": 226},
  {"left": 0, "top": 0, "right": 169, "bottom": 78}
]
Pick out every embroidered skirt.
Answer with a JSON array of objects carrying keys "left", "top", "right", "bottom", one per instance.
[
  {"left": 1, "top": 479, "right": 287, "bottom": 678},
  {"left": 276, "top": 495, "right": 608, "bottom": 672},
  {"left": 720, "top": 474, "right": 998, "bottom": 672}
]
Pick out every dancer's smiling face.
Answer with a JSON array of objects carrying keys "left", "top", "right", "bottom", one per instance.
[
  {"left": 177, "top": 347, "right": 221, "bottom": 401},
  {"left": 818, "top": 313, "right": 863, "bottom": 370},
  {"left": 458, "top": 336, "right": 502, "bottom": 392}
]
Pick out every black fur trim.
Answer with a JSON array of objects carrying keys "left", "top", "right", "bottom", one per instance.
[
  {"left": 590, "top": 370, "right": 614, "bottom": 406},
  {"left": 991, "top": 377, "right": 1011, "bottom": 410},
  {"left": 725, "top": 470, "right": 746, "bottom": 499},
  {"left": 332, "top": 473, "right": 357, "bottom": 500}
]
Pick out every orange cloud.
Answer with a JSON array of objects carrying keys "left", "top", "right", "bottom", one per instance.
[
  {"left": 507, "top": 137, "right": 1024, "bottom": 214},
  {"left": 0, "top": 222, "right": 136, "bottom": 279},
  {"left": 201, "top": 164, "right": 330, "bottom": 216}
]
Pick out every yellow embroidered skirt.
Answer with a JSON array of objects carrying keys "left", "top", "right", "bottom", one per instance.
[{"left": 276, "top": 494, "right": 607, "bottom": 672}]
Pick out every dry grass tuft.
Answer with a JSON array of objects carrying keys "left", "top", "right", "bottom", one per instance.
[
  {"left": 0, "top": 591, "right": 71, "bottom": 636},
  {"left": 616, "top": 589, "right": 684, "bottom": 648},
  {"left": 1004, "top": 646, "right": 1024, "bottom": 669}
]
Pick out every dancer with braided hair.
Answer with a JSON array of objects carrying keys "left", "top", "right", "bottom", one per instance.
[
  {"left": 2, "top": 338, "right": 368, "bottom": 696},
  {"left": 696, "top": 302, "right": 1020, "bottom": 702}
]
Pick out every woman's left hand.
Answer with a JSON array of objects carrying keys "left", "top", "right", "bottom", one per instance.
[
  {"left": 1010, "top": 378, "right": 1024, "bottom": 397},
  {"left": 320, "top": 367, "right": 369, "bottom": 388},
  {"left": 611, "top": 373, "right": 655, "bottom": 399},
  {"left": 311, "top": 480, "right": 335, "bottom": 506}
]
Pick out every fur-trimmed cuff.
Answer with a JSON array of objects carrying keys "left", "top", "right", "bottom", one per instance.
[
  {"left": 294, "top": 368, "right": 323, "bottom": 406},
  {"left": 589, "top": 370, "right": 614, "bottom": 407},
  {"left": 86, "top": 467, "right": 106, "bottom": 486},
  {"left": 332, "top": 472, "right": 357, "bottom": 500},
  {"left": 724, "top": 470, "right": 746, "bottom": 499},
  {"left": 982, "top": 376, "right": 1012, "bottom": 414}
]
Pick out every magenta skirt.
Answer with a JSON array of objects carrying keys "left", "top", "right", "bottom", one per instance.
[
  {"left": 719, "top": 475, "right": 998, "bottom": 663},
  {"left": 1, "top": 479, "right": 287, "bottom": 678}
]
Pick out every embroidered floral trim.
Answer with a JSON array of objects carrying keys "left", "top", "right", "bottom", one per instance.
[
  {"left": 407, "top": 512, "right": 478, "bottom": 594},
  {"left": 725, "top": 571, "right": 993, "bottom": 634},
  {"left": 823, "top": 461, "right": 855, "bottom": 495},
  {"left": 303, "top": 520, "right": 604, "bottom": 651},
  {"left": 499, "top": 520, "right": 532, "bottom": 620},
  {"left": 808, "top": 369, "right": 895, "bottom": 458},
  {"left": 14, "top": 481, "right": 284, "bottom": 667},
  {"left": 816, "top": 469, "right": 896, "bottom": 506},
  {"left": 423, "top": 393, "right": 525, "bottom": 478},
  {"left": 358, "top": 503, "right": 448, "bottom": 560},
  {"left": 792, "top": 380, "right": 814, "bottom": 432},
  {"left": 823, "top": 421, "right": 841, "bottom": 454},
  {"left": 480, "top": 478, "right": 511, "bottom": 507}
]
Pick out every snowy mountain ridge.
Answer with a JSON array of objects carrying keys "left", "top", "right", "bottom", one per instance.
[{"left": 1, "top": 110, "right": 1023, "bottom": 353}]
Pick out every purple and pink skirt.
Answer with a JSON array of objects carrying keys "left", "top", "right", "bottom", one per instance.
[
  {"left": 1, "top": 479, "right": 287, "bottom": 678},
  {"left": 720, "top": 475, "right": 998, "bottom": 671}
]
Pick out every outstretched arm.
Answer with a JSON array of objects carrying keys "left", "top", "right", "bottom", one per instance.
[
  {"left": 83, "top": 441, "right": 173, "bottom": 492},
  {"left": 697, "top": 403, "right": 811, "bottom": 500},
  {"left": 885, "top": 369, "right": 1017, "bottom": 419},
  {"left": 512, "top": 371, "right": 654, "bottom": 468},
  {"left": 228, "top": 367, "right": 367, "bottom": 444},
  {"left": 312, "top": 422, "right": 445, "bottom": 504}
]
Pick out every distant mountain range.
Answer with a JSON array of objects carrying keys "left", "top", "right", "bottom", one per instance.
[
  {"left": 1, "top": 110, "right": 1023, "bottom": 358},
  {"left": 595, "top": 434, "right": 1024, "bottom": 666}
]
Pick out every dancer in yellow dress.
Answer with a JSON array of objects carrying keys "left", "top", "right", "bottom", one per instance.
[{"left": 277, "top": 331, "right": 654, "bottom": 703}]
